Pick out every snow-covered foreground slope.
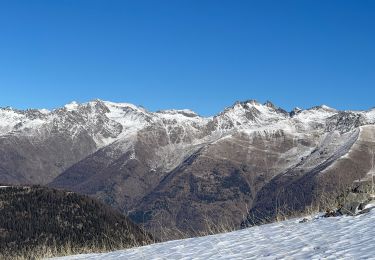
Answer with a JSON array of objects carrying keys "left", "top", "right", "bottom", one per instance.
[{"left": 55, "top": 208, "right": 375, "bottom": 260}]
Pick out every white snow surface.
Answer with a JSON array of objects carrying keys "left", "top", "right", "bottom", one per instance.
[
  {"left": 54, "top": 209, "right": 375, "bottom": 260},
  {"left": 365, "top": 108, "right": 375, "bottom": 123},
  {"left": 64, "top": 101, "right": 80, "bottom": 111}
]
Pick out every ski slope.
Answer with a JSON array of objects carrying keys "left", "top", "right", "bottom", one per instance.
[{"left": 55, "top": 207, "right": 375, "bottom": 260}]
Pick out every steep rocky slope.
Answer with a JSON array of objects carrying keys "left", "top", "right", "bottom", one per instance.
[{"left": 0, "top": 101, "right": 122, "bottom": 184}]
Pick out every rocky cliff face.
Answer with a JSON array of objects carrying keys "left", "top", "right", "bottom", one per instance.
[{"left": 1, "top": 99, "right": 375, "bottom": 239}]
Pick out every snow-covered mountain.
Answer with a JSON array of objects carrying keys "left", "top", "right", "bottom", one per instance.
[
  {"left": 2, "top": 99, "right": 372, "bottom": 148},
  {"left": 1, "top": 99, "right": 375, "bottom": 239},
  {"left": 1, "top": 99, "right": 373, "bottom": 148}
]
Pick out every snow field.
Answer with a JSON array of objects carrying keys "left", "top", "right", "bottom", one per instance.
[{"left": 54, "top": 209, "right": 375, "bottom": 260}]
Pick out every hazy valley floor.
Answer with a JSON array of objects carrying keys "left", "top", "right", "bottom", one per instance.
[{"left": 54, "top": 205, "right": 375, "bottom": 260}]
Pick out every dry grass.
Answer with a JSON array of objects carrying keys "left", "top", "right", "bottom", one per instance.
[
  {"left": 3, "top": 187, "right": 367, "bottom": 259},
  {"left": 0, "top": 236, "right": 152, "bottom": 260}
]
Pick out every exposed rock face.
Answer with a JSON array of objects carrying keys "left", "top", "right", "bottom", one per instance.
[
  {"left": 1, "top": 100, "right": 375, "bottom": 239},
  {"left": 320, "top": 178, "right": 375, "bottom": 217}
]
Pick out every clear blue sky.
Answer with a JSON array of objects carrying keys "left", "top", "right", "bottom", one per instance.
[{"left": 0, "top": 0, "right": 374, "bottom": 115}]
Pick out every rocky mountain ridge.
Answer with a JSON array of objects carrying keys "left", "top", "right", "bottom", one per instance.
[{"left": 1, "top": 99, "right": 375, "bottom": 239}]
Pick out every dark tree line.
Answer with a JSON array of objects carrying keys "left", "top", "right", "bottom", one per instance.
[{"left": 0, "top": 185, "right": 152, "bottom": 258}]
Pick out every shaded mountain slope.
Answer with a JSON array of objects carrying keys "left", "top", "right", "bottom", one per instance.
[{"left": 0, "top": 185, "right": 152, "bottom": 259}]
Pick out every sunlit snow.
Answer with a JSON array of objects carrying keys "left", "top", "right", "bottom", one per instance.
[{"left": 55, "top": 209, "right": 375, "bottom": 260}]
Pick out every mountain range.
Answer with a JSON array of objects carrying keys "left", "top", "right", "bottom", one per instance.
[{"left": 1, "top": 99, "right": 374, "bottom": 239}]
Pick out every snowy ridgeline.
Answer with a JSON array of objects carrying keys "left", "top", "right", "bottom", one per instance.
[{"left": 54, "top": 207, "right": 375, "bottom": 260}]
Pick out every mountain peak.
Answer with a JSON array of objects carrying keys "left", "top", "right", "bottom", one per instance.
[
  {"left": 64, "top": 101, "right": 79, "bottom": 111},
  {"left": 290, "top": 107, "right": 302, "bottom": 117},
  {"left": 244, "top": 99, "right": 260, "bottom": 106},
  {"left": 320, "top": 104, "right": 335, "bottom": 110},
  {"left": 264, "top": 100, "right": 277, "bottom": 109},
  {"left": 102, "top": 100, "right": 149, "bottom": 114},
  {"left": 156, "top": 109, "right": 199, "bottom": 118},
  {"left": 231, "top": 99, "right": 260, "bottom": 108},
  {"left": 310, "top": 104, "right": 336, "bottom": 111}
]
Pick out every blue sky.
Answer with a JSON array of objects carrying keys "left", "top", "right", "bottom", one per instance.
[{"left": 0, "top": 0, "right": 374, "bottom": 115}]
